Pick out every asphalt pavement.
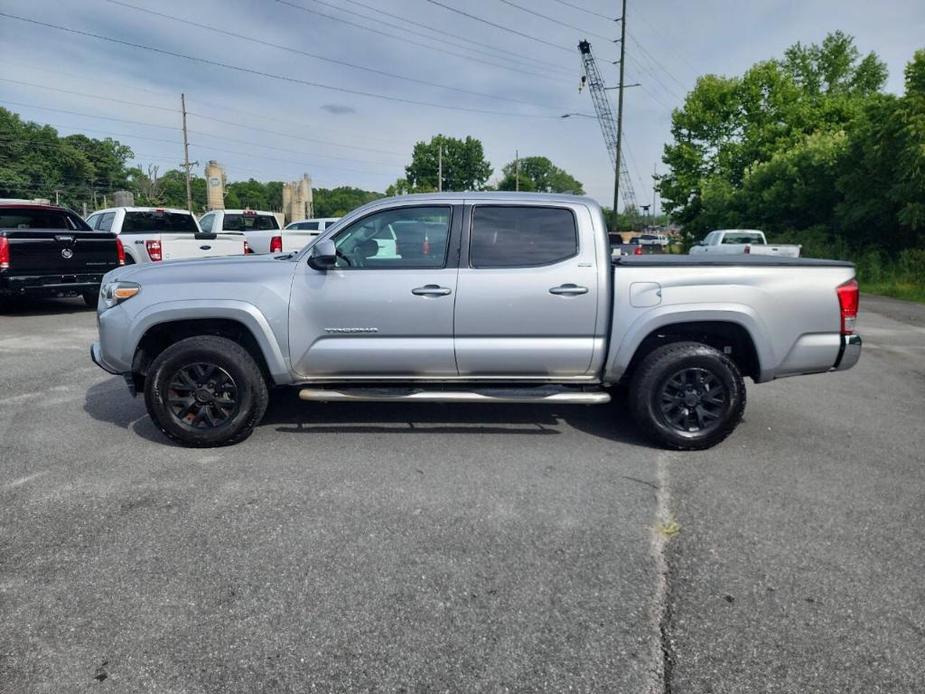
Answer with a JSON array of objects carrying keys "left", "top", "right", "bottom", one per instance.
[{"left": 0, "top": 294, "right": 923, "bottom": 692}]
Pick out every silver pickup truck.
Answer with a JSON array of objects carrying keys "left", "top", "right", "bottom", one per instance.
[{"left": 90, "top": 193, "right": 861, "bottom": 450}]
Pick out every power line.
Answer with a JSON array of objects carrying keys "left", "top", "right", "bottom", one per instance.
[
  {"left": 0, "top": 99, "right": 179, "bottom": 131},
  {"left": 628, "top": 34, "right": 686, "bottom": 92},
  {"left": 0, "top": 78, "right": 407, "bottom": 156},
  {"left": 422, "top": 0, "right": 573, "bottom": 54},
  {"left": 0, "top": 11, "right": 561, "bottom": 118},
  {"left": 274, "top": 0, "right": 560, "bottom": 81},
  {"left": 2, "top": 59, "right": 401, "bottom": 147},
  {"left": 496, "top": 0, "right": 615, "bottom": 43},
  {"left": 105, "top": 0, "right": 553, "bottom": 108},
  {"left": 548, "top": 0, "right": 616, "bottom": 21},
  {"left": 1, "top": 100, "right": 402, "bottom": 169},
  {"left": 339, "top": 0, "right": 571, "bottom": 75}
]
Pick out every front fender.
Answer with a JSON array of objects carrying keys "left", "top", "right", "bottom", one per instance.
[{"left": 126, "top": 299, "right": 292, "bottom": 383}]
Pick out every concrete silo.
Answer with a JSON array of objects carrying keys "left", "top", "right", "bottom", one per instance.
[{"left": 205, "top": 161, "right": 225, "bottom": 211}]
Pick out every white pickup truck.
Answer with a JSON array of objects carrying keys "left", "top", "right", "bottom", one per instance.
[
  {"left": 86, "top": 207, "right": 245, "bottom": 265},
  {"left": 199, "top": 209, "right": 287, "bottom": 255},
  {"left": 690, "top": 229, "right": 801, "bottom": 257}
]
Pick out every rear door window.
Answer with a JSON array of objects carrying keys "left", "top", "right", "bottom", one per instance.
[
  {"left": 469, "top": 206, "right": 578, "bottom": 268},
  {"left": 121, "top": 210, "right": 198, "bottom": 233}
]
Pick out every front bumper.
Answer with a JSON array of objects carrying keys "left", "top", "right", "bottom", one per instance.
[
  {"left": 832, "top": 334, "right": 862, "bottom": 371},
  {"left": 90, "top": 342, "right": 120, "bottom": 375}
]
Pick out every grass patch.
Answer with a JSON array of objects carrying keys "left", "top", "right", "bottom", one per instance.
[{"left": 860, "top": 282, "right": 925, "bottom": 304}]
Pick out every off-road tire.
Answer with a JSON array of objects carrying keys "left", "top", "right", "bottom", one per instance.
[
  {"left": 629, "top": 341, "right": 746, "bottom": 450},
  {"left": 144, "top": 335, "right": 268, "bottom": 447}
]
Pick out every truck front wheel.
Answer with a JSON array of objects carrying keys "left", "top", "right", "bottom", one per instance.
[
  {"left": 629, "top": 341, "right": 745, "bottom": 450},
  {"left": 144, "top": 335, "right": 268, "bottom": 447}
]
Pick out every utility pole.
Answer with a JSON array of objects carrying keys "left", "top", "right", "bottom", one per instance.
[
  {"left": 613, "top": 0, "right": 628, "bottom": 221},
  {"left": 437, "top": 142, "right": 443, "bottom": 193},
  {"left": 180, "top": 93, "right": 197, "bottom": 213},
  {"left": 54, "top": 189, "right": 60, "bottom": 205},
  {"left": 515, "top": 149, "right": 520, "bottom": 191},
  {"left": 652, "top": 163, "right": 658, "bottom": 221}
]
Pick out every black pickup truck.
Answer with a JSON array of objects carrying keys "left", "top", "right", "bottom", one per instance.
[{"left": 0, "top": 203, "right": 124, "bottom": 306}]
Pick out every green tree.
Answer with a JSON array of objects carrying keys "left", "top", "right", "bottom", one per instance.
[
  {"left": 659, "top": 31, "right": 888, "bottom": 246},
  {"left": 837, "top": 49, "right": 925, "bottom": 252},
  {"left": 313, "top": 186, "right": 382, "bottom": 216},
  {"left": 497, "top": 156, "right": 584, "bottom": 194},
  {"left": 404, "top": 134, "right": 492, "bottom": 192}
]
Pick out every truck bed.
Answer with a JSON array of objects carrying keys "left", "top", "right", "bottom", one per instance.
[{"left": 613, "top": 255, "right": 851, "bottom": 267}]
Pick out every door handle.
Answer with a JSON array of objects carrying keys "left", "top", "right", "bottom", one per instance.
[
  {"left": 411, "top": 284, "right": 452, "bottom": 297},
  {"left": 549, "top": 283, "right": 589, "bottom": 296}
]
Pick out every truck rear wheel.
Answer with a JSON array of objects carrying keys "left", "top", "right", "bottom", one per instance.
[
  {"left": 629, "top": 341, "right": 745, "bottom": 450},
  {"left": 144, "top": 335, "right": 268, "bottom": 447}
]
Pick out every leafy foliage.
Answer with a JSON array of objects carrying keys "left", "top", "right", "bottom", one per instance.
[
  {"left": 496, "top": 156, "right": 584, "bottom": 194},
  {"left": 391, "top": 134, "right": 492, "bottom": 193},
  {"left": 659, "top": 31, "right": 902, "bottom": 249}
]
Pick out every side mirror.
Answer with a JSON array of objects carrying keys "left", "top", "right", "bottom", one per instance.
[{"left": 307, "top": 239, "right": 337, "bottom": 271}]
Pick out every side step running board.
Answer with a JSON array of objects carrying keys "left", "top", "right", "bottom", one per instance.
[{"left": 298, "top": 387, "right": 611, "bottom": 405}]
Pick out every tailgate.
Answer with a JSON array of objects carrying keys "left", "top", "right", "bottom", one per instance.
[
  {"left": 161, "top": 233, "right": 244, "bottom": 261},
  {"left": 282, "top": 230, "right": 316, "bottom": 253},
  {"left": 3, "top": 230, "right": 119, "bottom": 275}
]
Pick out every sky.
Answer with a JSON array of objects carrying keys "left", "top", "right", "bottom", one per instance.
[{"left": 1, "top": 0, "right": 923, "bottom": 211}]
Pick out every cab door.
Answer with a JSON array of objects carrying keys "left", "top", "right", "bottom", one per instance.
[
  {"left": 288, "top": 203, "right": 462, "bottom": 378},
  {"left": 453, "top": 203, "right": 601, "bottom": 377}
]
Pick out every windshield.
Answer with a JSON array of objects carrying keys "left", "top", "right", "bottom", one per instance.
[
  {"left": 122, "top": 211, "right": 199, "bottom": 233},
  {"left": 0, "top": 207, "right": 90, "bottom": 231}
]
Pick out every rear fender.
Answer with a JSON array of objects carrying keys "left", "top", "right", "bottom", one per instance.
[{"left": 604, "top": 304, "right": 771, "bottom": 382}]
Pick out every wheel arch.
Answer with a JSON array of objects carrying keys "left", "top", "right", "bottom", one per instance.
[
  {"left": 128, "top": 302, "right": 291, "bottom": 390},
  {"left": 613, "top": 317, "right": 763, "bottom": 383}
]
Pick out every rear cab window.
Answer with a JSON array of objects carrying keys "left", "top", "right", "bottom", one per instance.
[
  {"left": 722, "top": 232, "right": 765, "bottom": 244},
  {"left": 469, "top": 206, "right": 578, "bottom": 268},
  {"left": 121, "top": 210, "right": 198, "bottom": 234},
  {"left": 222, "top": 213, "right": 280, "bottom": 232},
  {"left": 0, "top": 208, "right": 91, "bottom": 231}
]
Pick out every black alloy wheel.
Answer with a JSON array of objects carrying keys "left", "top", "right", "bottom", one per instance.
[
  {"left": 166, "top": 362, "right": 240, "bottom": 431},
  {"left": 628, "top": 341, "right": 746, "bottom": 450},
  {"left": 657, "top": 367, "right": 728, "bottom": 434}
]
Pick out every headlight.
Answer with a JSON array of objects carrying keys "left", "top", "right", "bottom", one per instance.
[{"left": 100, "top": 281, "right": 140, "bottom": 310}]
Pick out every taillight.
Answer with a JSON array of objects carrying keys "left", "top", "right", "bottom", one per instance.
[
  {"left": 145, "top": 239, "right": 163, "bottom": 262},
  {"left": 115, "top": 237, "right": 125, "bottom": 266},
  {"left": 744, "top": 244, "right": 751, "bottom": 254},
  {"left": 633, "top": 245, "right": 643, "bottom": 256},
  {"left": 837, "top": 278, "right": 859, "bottom": 335},
  {"left": 0, "top": 237, "right": 9, "bottom": 270},
  {"left": 270, "top": 235, "right": 282, "bottom": 253},
  {"left": 244, "top": 240, "right": 253, "bottom": 254}
]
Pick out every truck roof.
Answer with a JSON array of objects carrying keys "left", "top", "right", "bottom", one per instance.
[
  {"left": 215, "top": 209, "right": 277, "bottom": 215},
  {"left": 91, "top": 207, "right": 193, "bottom": 215},
  {"left": 0, "top": 201, "right": 69, "bottom": 211}
]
